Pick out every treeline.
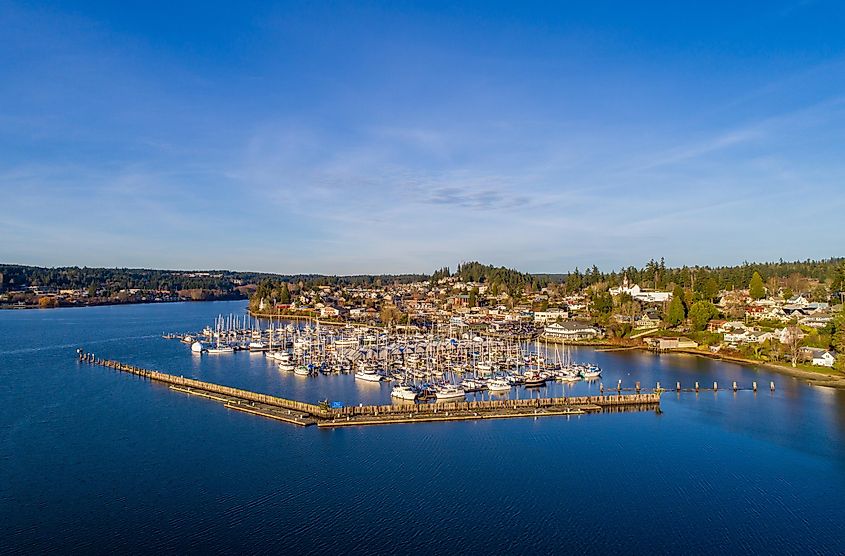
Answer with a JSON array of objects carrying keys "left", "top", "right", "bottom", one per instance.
[
  {"left": 0, "top": 265, "right": 247, "bottom": 296},
  {"left": 4, "top": 257, "right": 843, "bottom": 299},
  {"left": 454, "top": 261, "right": 548, "bottom": 296},
  {"left": 556, "top": 257, "right": 845, "bottom": 294},
  {"left": 275, "top": 274, "right": 428, "bottom": 288}
]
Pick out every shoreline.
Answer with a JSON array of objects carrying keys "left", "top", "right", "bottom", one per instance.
[
  {"left": 546, "top": 338, "right": 845, "bottom": 388},
  {"left": 671, "top": 348, "right": 845, "bottom": 389},
  {"left": 0, "top": 296, "right": 248, "bottom": 311}
]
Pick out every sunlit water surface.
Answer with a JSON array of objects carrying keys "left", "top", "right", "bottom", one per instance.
[{"left": 1, "top": 301, "right": 843, "bottom": 554}]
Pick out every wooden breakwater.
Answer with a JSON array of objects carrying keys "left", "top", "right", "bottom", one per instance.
[
  {"left": 77, "top": 350, "right": 661, "bottom": 428},
  {"left": 77, "top": 350, "right": 325, "bottom": 423}
]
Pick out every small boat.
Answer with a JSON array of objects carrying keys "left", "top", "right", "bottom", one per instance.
[
  {"left": 435, "top": 384, "right": 466, "bottom": 401},
  {"left": 391, "top": 385, "right": 418, "bottom": 400},
  {"left": 461, "top": 378, "right": 487, "bottom": 393},
  {"left": 487, "top": 378, "right": 511, "bottom": 392},
  {"left": 190, "top": 341, "right": 205, "bottom": 354},
  {"left": 294, "top": 365, "right": 310, "bottom": 376},
  {"left": 278, "top": 362, "right": 295, "bottom": 372},
  {"left": 523, "top": 372, "right": 546, "bottom": 388},
  {"left": 581, "top": 366, "right": 602, "bottom": 379},
  {"left": 354, "top": 369, "right": 384, "bottom": 382},
  {"left": 206, "top": 346, "right": 234, "bottom": 354}
]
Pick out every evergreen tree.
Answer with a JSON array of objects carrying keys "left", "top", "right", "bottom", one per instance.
[
  {"left": 689, "top": 301, "right": 719, "bottom": 331},
  {"left": 277, "top": 283, "right": 291, "bottom": 304},
  {"left": 592, "top": 290, "right": 613, "bottom": 316},
  {"left": 749, "top": 271, "right": 766, "bottom": 300},
  {"left": 665, "top": 296, "right": 685, "bottom": 327},
  {"left": 832, "top": 307, "right": 845, "bottom": 370},
  {"left": 672, "top": 285, "right": 687, "bottom": 315},
  {"left": 703, "top": 276, "right": 719, "bottom": 301}
]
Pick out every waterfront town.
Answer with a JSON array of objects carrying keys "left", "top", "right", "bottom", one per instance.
[
  {"left": 4, "top": 260, "right": 843, "bottom": 372},
  {"left": 246, "top": 267, "right": 843, "bottom": 372}
]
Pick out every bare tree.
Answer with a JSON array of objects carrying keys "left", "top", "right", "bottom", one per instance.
[{"left": 784, "top": 324, "right": 803, "bottom": 367}]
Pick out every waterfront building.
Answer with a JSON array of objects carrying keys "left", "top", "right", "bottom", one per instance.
[{"left": 542, "top": 321, "right": 600, "bottom": 340}]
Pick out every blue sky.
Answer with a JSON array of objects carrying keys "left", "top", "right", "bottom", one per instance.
[{"left": 1, "top": 1, "right": 843, "bottom": 274}]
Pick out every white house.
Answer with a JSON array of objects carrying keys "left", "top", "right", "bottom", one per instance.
[
  {"left": 610, "top": 277, "right": 671, "bottom": 304},
  {"left": 813, "top": 351, "right": 836, "bottom": 367},
  {"left": 803, "top": 347, "right": 836, "bottom": 367}
]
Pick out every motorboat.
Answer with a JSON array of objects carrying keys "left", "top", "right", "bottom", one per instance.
[
  {"left": 354, "top": 369, "right": 384, "bottom": 382},
  {"left": 523, "top": 372, "right": 546, "bottom": 388},
  {"left": 435, "top": 384, "right": 466, "bottom": 401},
  {"left": 391, "top": 385, "right": 418, "bottom": 400},
  {"left": 487, "top": 378, "right": 511, "bottom": 392}
]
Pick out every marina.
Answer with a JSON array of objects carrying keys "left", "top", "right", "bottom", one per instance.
[
  {"left": 162, "top": 313, "right": 609, "bottom": 404},
  {"left": 3, "top": 300, "right": 843, "bottom": 554},
  {"left": 76, "top": 350, "right": 661, "bottom": 427}
]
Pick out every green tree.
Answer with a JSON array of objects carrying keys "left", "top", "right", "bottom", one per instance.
[
  {"left": 592, "top": 290, "right": 613, "bottom": 316},
  {"left": 277, "top": 283, "right": 291, "bottom": 304},
  {"left": 672, "top": 285, "right": 687, "bottom": 315},
  {"left": 703, "top": 276, "right": 719, "bottom": 301},
  {"left": 749, "top": 271, "right": 766, "bottom": 300},
  {"left": 811, "top": 284, "right": 828, "bottom": 302},
  {"left": 565, "top": 268, "right": 583, "bottom": 293},
  {"left": 468, "top": 287, "right": 479, "bottom": 307},
  {"left": 665, "top": 296, "right": 685, "bottom": 327},
  {"left": 688, "top": 301, "right": 719, "bottom": 331},
  {"left": 832, "top": 307, "right": 845, "bottom": 371}
]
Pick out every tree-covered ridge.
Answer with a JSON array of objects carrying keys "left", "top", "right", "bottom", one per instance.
[
  {"left": 454, "top": 261, "right": 547, "bottom": 293},
  {"left": 0, "top": 264, "right": 249, "bottom": 294},
  {"left": 0, "top": 264, "right": 428, "bottom": 295},
  {"left": 553, "top": 257, "right": 845, "bottom": 294},
  {"left": 2, "top": 257, "right": 843, "bottom": 297}
]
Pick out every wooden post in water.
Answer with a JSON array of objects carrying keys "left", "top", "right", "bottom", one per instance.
[
  {"left": 617, "top": 379, "right": 622, "bottom": 393},
  {"left": 656, "top": 382, "right": 661, "bottom": 392},
  {"left": 713, "top": 381, "right": 718, "bottom": 391},
  {"left": 732, "top": 381, "right": 737, "bottom": 392},
  {"left": 635, "top": 381, "right": 641, "bottom": 393},
  {"left": 770, "top": 381, "right": 775, "bottom": 391},
  {"left": 695, "top": 381, "right": 699, "bottom": 392},
  {"left": 676, "top": 381, "right": 681, "bottom": 392},
  {"left": 753, "top": 381, "right": 757, "bottom": 392}
]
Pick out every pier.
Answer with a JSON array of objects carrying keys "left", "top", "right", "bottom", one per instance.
[{"left": 77, "top": 350, "right": 661, "bottom": 427}]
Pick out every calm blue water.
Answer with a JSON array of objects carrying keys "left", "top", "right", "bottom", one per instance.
[{"left": 1, "top": 301, "right": 843, "bottom": 554}]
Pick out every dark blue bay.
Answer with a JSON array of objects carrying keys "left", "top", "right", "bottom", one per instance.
[{"left": 1, "top": 301, "right": 843, "bottom": 554}]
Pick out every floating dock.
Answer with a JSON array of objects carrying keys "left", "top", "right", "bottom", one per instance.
[{"left": 77, "top": 350, "right": 661, "bottom": 428}]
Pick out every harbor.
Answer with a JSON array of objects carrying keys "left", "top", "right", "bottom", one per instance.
[
  {"left": 5, "top": 299, "right": 841, "bottom": 555},
  {"left": 162, "top": 313, "right": 607, "bottom": 403},
  {"left": 77, "top": 350, "right": 661, "bottom": 427}
]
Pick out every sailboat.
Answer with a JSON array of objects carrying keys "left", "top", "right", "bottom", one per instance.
[{"left": 206, "top": 316, "right": 234, "bottom": 354}]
